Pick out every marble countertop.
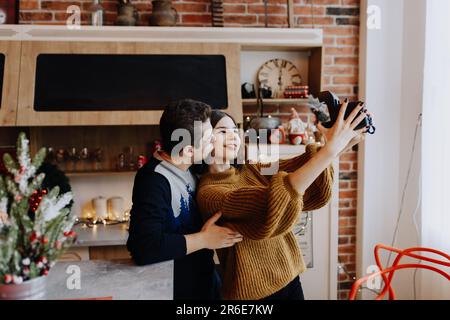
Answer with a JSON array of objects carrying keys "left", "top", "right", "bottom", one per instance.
[
  {"left": 46, "top": 259, "right": 173, "bottom": 300},
  {"left": 73, "top": 223, "right": 128, "bottom": 247}
]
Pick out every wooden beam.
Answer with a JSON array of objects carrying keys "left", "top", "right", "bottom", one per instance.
[{"left": 288, "top": 0, "right": 295, "bottom": 28}]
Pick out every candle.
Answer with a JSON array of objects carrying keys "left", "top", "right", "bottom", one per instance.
[
  {"left": 92, "top": 196, "right": 108, "bottom": 220},
  {"left": 108, "top": 197, "right": 124, "bottom": 221}
]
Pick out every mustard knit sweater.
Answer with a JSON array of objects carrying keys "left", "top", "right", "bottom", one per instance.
[{"left": 196, "top": 144, "right": 334, "bottom": 300}]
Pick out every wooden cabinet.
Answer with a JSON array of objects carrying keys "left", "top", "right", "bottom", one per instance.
[
  {"left": 17, "top": 41, "right": 242, "bottom": 126},
  {"left": 0, "top": 41, "right": 21, "bottom": 126}
]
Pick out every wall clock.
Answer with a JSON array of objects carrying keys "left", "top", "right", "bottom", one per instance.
[{"left": 258, "top": 59, "right": 302, "bottom": 98}]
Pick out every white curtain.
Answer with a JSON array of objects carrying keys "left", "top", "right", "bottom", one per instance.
[{"left": 420, "top": 0, "right": 450, "bottom": 300}]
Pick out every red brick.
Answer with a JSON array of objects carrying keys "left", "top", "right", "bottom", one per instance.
[
  {"left": 20, "top": 0, "right": 40, "bottom": 10},
  {"left": 226, "top": 15, "right": 257, "bottom": 25},
  {"left": 325, "top": 46, "right": 355, "bottom": 55},
  {"left": 333, "top": 75, "right": 358, "bottom": 84},
  {"left": 313, "top": 0, "right": 341, "bottom": 4},
  {"left": 339, "top": 209, "right": 356, "bottom": 217},
  {"left": 340, "top": 152, "right": 357, "bottom": 161},
  {"left": 324, "top": 26, "right": 358, "bottom": 36},
  {"left": 340, "top": 190, "right": 357, "bottom": 199},
  {"left": 181, "top": 14, "right": 211, "bottom": 24},
  {"left": 258, "top": 15, "right": 288, "bottom": 26},
  {"left": 324, "top": 66, "right": 353, "bottom": 75},
  {"left": 334, "top": 56, "right": 359, "bottom": 66},
  {"left": 248, "top": 4, "right": 286, "bottom": 15},
  {"left": 337, "top": 37, "right": 359, "bottom": 45},
  {"left": 338, "top": 236, "right": 349, "bottom": 244},
  {"left": 340, "top": 162, "right": 351, "bottom": 171},
  {"left": 19, "top": 12, "right": 53, "bottom": 21},
  {"left": 223, "top": 4, "right": 247, "bottom": 14},
  {"left": 297, "top": 17, "right": 334, "bottom": 25},
  {"left": 338, "top": 244, "right": 356, "bottom": 254},
  {"left": 341, "top": 0, "right": 360, "bottom": 5},
  {"left": 174, "top": 3, "right": 208, "bottom": 13},
  {"left": 41, "top": 1, "right": 82, "bottom": 11},
  {"left": 339, "top": 227, "right": 356, "bottom": 235},
  {"left": 339, "top": 181, "right": 349, "bottom": 189},
  {"left": 293, "top": 6, "right": 326, "bottom": 16}
]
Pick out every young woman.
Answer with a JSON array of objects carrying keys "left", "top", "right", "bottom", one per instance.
[{"left": 196, "top": 100, "right": 369, "bottom": 300}]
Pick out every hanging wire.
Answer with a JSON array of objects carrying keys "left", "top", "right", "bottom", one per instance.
[{"left": 386, "top": 113, "right": 423, "bottom": 267}]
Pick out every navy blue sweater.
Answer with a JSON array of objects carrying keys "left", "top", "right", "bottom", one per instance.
[{"left": 126, "top": 157, "right": 218, "bottom": 300}]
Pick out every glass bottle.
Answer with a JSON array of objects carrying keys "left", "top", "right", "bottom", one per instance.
[{"left": 90, "top": 0, "right": 104, "bottom": 26}]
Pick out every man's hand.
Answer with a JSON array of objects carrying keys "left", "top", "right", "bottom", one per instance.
[
  {"left": 200, "top": 212, "right": 243, "bottom": 250},
  {"left": 185, "top": 212, "right": 243, "bottom": 254}
]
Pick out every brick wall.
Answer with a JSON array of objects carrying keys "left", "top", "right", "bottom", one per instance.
[{"left": 19, "top": 0, "right": 360, "bottom": 300}]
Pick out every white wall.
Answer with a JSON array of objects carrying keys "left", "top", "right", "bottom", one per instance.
[
  {"left": 420, "top": 0, "right": 450, "bottom": 300},
  {"left": 358, "top": 0, "right": 426, "bottom": 299}
]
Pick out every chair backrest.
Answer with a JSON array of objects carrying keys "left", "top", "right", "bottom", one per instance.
[{"left": 349, "top": 244, "right": 450, "bottom": 300}]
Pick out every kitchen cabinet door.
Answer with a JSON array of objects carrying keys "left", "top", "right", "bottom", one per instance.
[
  {"left": 0, "top": 41, "right": 21, "bottom": 126},
  {"left": 17, "top": 41, "right": 242, "bottom": 126}
]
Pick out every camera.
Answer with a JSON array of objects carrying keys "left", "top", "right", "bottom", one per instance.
[{"left": 317, "top": 91, "right": 376, "bottom": 134}]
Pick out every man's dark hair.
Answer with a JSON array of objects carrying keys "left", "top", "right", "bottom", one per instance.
[{"left": 159, "top": 99, "right": 212, "bottom": 154}]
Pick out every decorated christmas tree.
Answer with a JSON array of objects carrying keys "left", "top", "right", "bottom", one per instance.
[{"left": 0, "top": 133, "right": 76, "bottom": 285}]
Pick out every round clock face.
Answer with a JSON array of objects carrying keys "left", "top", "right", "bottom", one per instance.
[{"left": 258, "top": 59, "right": 302, "bottom": 98}]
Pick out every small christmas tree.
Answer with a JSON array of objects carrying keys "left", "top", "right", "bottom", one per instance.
[{"left": 0, "top": 133, "right": 75, "bottom": 285}]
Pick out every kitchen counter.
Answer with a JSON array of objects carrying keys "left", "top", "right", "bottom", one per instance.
[
  {"left": 46, "top": 259, "right": 173, "bottom": 300},
  {"left": 73, "top": 223, "right": 128, "bottom": 247}
]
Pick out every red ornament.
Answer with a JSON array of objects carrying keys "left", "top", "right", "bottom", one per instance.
[
  {"left": 29, "top": 189, "right": 47, "bottom": 212},
  {"left": 4, "top": 274, "right": 12, "bottom": 284},
  {"left": 64, "top": 230, "right": 76, "bottom": 238},
  {"left": 40, "top": 237, "right": 49, "bottom": 245},
  {"left": 137, "top": 155, "right": 148, "bottom": 169},
  {"left": 39, "top": 256, "right": 48, "bottom": 264},
  {"left": 40, "top": 269, "right": 49, "bottom": 276},
  {"left": 29, "top": 232, "right": 37, "bottom": 243}
]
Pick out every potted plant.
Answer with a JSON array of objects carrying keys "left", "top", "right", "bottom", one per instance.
[{"left": 0, "top": 133, "right": 76, "bottom": 300}]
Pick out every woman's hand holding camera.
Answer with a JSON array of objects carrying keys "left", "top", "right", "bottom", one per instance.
[
  {"left": 318, "top": 99, "right": 369, "bottom": 158},
  {"left": 287, "top": 98, "right": 373, "bottom": 194}
]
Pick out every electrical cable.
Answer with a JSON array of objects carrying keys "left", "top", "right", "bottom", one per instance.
[{"left": 386, "top": 113, "right": 422, "bottom": 267}]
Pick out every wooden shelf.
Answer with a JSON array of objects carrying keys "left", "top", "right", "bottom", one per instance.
[
  {"left": 66, "top": 171, "right": 137, "bottom": 178},
  {"left": 242, "top": 98, "right": 309, "bottom": 105}
]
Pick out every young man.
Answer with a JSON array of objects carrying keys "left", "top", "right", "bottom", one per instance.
[{"left": 127, "top": 99, "right": 243, "bottom": 300}]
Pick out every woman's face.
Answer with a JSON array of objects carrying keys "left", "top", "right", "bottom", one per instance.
[{"left": 212, "top": 116, "right": 241, "bottom": 164}]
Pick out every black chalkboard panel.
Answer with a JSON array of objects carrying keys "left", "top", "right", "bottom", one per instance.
[
  {"left": 34, "top": 54, "right": 228, "bottom": 111},
  {"left": 0, "top": 54, "right": 4, "bottom": 108}
]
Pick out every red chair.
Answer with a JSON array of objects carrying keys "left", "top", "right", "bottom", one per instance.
[{"left": 349, "top": 244, "right": 450, "bottom": 300}]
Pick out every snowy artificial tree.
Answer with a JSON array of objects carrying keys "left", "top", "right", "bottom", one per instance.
[{"left": 0, "top": 132, "right": 76, "bottom": 285}]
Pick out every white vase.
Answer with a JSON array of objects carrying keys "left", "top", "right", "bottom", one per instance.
[{"left": 0, "top": 275, "right": 47, "bottom": 300}]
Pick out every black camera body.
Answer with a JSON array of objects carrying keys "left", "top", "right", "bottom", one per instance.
[{"left": 318, "top": 91, "right": 375, "bottom": 134}]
